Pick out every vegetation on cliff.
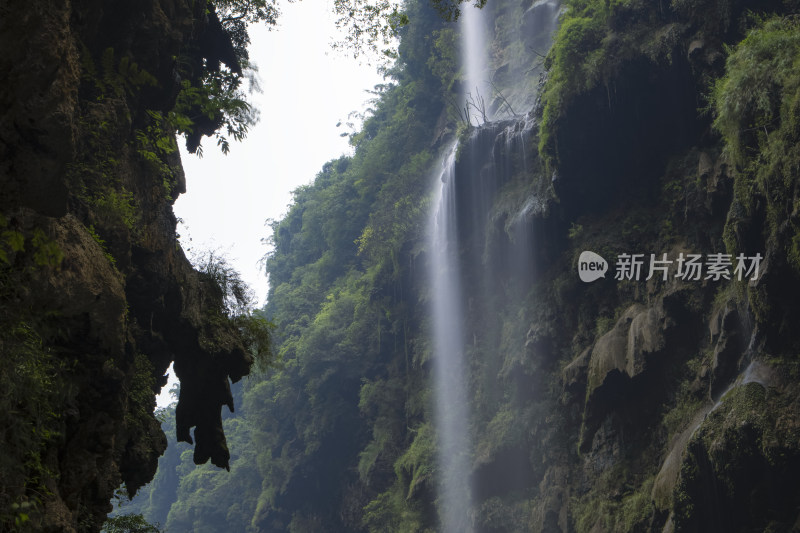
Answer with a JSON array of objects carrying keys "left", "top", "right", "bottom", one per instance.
[
  {"left": 115, "top": 1, "right": 455, "bottom": 529},
  {"left": 0, "top": 0, "right": 280, "bottom": 530},
  {"left": 119, "top": 0, "right": 800, "bottom": 530},
  {"left": 7, "top": 0, "right": 800, "bottom": 531}
]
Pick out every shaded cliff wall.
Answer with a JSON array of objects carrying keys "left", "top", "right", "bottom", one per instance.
[
  {"left": 0, "top": 1, "right": 252, "bottom": 530},
  {"left": 445, "top": 0, "right": 800, "bottom": 530}
]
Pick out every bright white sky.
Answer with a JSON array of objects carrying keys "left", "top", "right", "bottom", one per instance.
[
  {"left": 156, "top": 0, "right": 386, "bottom": 407},
  {"left": 176, "top": 1, "right": 385, "bottom": 305}
]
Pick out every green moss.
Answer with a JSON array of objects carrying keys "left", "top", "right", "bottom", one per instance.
[
  {"left": 571, "top": 492, "right": 618, "bottom": 533},
  {"left": 619, "top": 476, "right": 655, "bottom": 531},
  {"left": 712, "top": 16, "right": 800, "bottom": 166},
  {"left": 0, "top": 216, "right": 63, "bottom": 268},
  {"left": 664, "top": 396, "right": 705, "bottom": 446},
  {"left": 713, "top": 16, "right": 800, "bottom": 276},
  {"left": 538, "top": 8, "right": 607, "bottom": 169},
  {"left": 672, "top": 380, "right": 780, "bottom": 527},
  {"left": 704, "top": 382, "right": 767, "bottom": 440},
  {"left": 571, "top": 473, "right": 656, "bottom": 533},
  {"left": 538, "top": 0, "right": 654, "bottom": 169}
]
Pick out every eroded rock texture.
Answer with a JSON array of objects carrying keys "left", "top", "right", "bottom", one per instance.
[
  {"left": 0, "top": 1, "right": 252, "bottom": 530},
  {"left": 435, "top": 1, "right": 800, "bottom": 531}
]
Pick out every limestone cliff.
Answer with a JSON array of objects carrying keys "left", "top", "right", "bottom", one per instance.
[
  {"left": 452, "top": 0, "right": 800, "bottom": 530},
  {"left": 0, "top": 1, "right": 253, "bottom": 530},
  {"left": 14, "top": 0, "right": 800, "bottom": 530}
]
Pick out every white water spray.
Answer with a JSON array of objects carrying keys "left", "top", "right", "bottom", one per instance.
[
  {"left": 460, "top": 3, "right": 492, "bottom": 124},
  {"left": 429, "top": 146, "right": 474, "bottom": 532},
  {"left": 426, "top": 2, "right": 564, "bottom": 529}
]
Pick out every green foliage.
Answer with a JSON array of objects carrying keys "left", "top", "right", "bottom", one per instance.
[
  {"left": 111, "top": 2, "right": 800, "bottom": 532},
  {"left": 30, "top": 229, "right": 64, "bottom": 268},
  {"left": 195, "top": 250, "right": 255, "bottom": 317},
  {"left": 355, "top": 150, "right": 433, "bottom": 266},
  {"left": 87, "top": 224, "right": 118, "bottom": 267},
  {"left": 0, "top": 320, "right": 65, "bottom": 529},
  {"left": 134, "top": 111, "right": 179, "bottom": 193},
  {"left": 214, "top": 0, "right": 281, "bottom": 26},
  {"left": 672, "top": 382, "right": 779, "bottom": 529},
  {"left": 160, "top": 0, "right": 285, "bottom": 156},
  {"left": 473, "top": 405, "right": 528, "bottom": 464},
  {"left": 0, "top": 215, "right": 26, "bottom": 265},
  {"left": 475, "top": 496, "right": 533, "bottom": 532},
  {"left": 361, "top": 485, "right": 430, "bottom": 532},
  {"left": 567, "top": 222, "right": 584, "bottom": 240},
  {"left": 192, "top": 251, "right": 275, "bottom": 369},
  {"left": 236, "top": 312, "right": 275, "bottom": 371},
  {"left": 538, "top": 1, "right": 609, "bottom": 168},
  {"left": 571, "top": 472, "right": 655, "bottom": 533},
  {"left": 0, "top": 230, "right": 24, "bottom": 265},
  {"left": 123, "top": 0, "right": 459, "bottom": 529},
  {"left": 78, "top": 18, "right": 260, "bottom": 158},
  {"left": 71, "top": 52, "right": 151, "bottom": 244},
  {"left": 619, "top": 476, "right": 655, "bottom": 531},
  {"left": 711, "top": 16, "right": 800, "bottom": 278},
  {"left": 537, "top": 0, "right": 676, "bottom": 169},
  {"left": 671, "top": 0, "right": 734, "bottom": 34},
  {"left": 661, "top": 374, "right": 706, "bottom": 442},
  {"left": 548, "top": 13, "right": 606, "bottom": 89},
  {"left": 91, "top": 189, "right": 139, "bottom": 234},
  {"left": 122, "top": 354, "right": 161, "bottom": 463},
  {"left": 393, "top": 423, "right": 435, "bottom": 500},
  {"left": 426, "top": 28, "right": 460, "bottom": 92},
  {"left": 68, "top": 111, "right": 123, "bottom": 205},
  {"left": 172, "top": 73, "right": 259, "bottom": 156},
  {"left": 81, "top": 47, "right": 158, "bottom": 101},
  {"left": 712, "top": 16, "right": 800, "bottom": 167},
  {"left": 0, "top": 226, "right": 67, "bottom": 524},
  {"left": 0, "top": 215, "right": 64, "bottom": 269},
  {"left": 221, "top": 3, "right": 448, "bottom": 528},
  {"left": 129, "top": 354, "right": 157, "bottom": 418},
  {"left": 102, "top": 513, "right": 162, "bottom": 533},
  {"left": 332, "top": 0, "right": 410, "bottom": 61}
]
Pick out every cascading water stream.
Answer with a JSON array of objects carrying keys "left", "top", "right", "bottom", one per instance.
[
  {"left": 461, "top": 2, "right": 492, "bottom": 124},
  {"left": 429, "top": 146, "right": 473, "bottom": 532},
  {"left": 427, "top": 1, "right": 563, "bottom": 529}
]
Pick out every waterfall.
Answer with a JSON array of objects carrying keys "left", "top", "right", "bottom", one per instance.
[
  {"left": 429, "top": 145, "right": 474, "bottom": 532},
  {"left": 427, "top": 1, "right": 563, "bottom": 529},
  {"left": 461, "top": 3, "right": 492, "bottom": 124}
]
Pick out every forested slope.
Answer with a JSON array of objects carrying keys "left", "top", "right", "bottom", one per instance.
[{"left": 124, "top": 2, "right": 456, "bottom": 529}]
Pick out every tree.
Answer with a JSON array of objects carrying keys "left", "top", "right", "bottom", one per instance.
[{"left": 175, "top": 0, "right": 481, "bottom": 154}]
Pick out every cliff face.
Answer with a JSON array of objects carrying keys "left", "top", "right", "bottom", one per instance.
[
  {"left": 0, "top": 1, "right": 251, "bottom": 530},
  {"left": 453, "top": 0, "right": 800, "bottom": 530},
  {"left": 17, "top": 0, "right": 800, "bottom": 531}
]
